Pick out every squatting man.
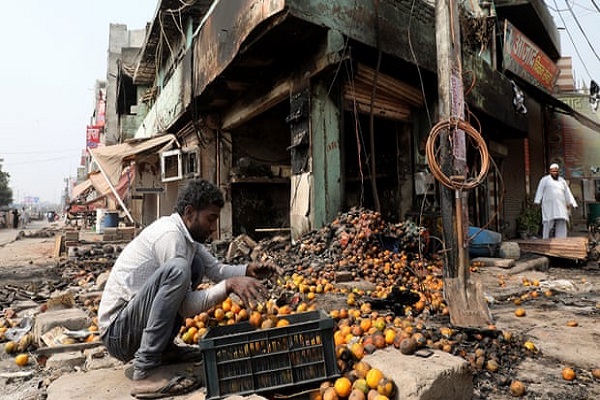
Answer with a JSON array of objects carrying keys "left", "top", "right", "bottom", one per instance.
[{"left": 98, "top": 179, "right": 280, "bottom": 399}]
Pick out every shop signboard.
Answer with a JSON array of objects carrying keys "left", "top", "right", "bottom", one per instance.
[
  {"left": 502, "top": 20, "right": 559, "bottom": 93},
  {"left": 86, "top": 125, "right": 101, "bottom": 149}
]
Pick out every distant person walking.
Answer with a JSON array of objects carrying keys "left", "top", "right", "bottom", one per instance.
[
  {"left": 11, "top": 209, "right": 19, "bottom": 229},
  {"left": 534, "top": 163, "right": 578, "bottom": 239},
  {"left": 19, "top": 207, "right": 29, "bottom": 229}
]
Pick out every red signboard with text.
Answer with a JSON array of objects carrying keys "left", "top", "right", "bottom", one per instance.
[
  {"left": 86, "top": 125, "right": 101, "bottom": 149},
  {"left": 503, "top": 20, "right": 559, "bottom": 93}
]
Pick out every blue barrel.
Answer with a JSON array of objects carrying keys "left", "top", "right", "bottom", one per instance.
[
  {"left": 468, "top": 226, "right": 502, "bottom": 257},
  {"left": 103, "top": 212, "right": 119, "bottom": 230}
]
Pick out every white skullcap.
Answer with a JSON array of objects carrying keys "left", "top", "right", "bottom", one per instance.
[{"left": 549, "top": 163, "right": 560, "bottom": 170}]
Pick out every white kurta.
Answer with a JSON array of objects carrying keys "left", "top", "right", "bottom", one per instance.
[{"left": 533, "top": 175, "right": 577, "bottom": 222}]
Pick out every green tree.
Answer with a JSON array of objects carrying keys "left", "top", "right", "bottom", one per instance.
[{"left": 0, "top": 164, "right": 13, "bottom": 206}]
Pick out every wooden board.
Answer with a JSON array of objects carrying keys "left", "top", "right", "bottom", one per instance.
[
  {"left": 53, "top": 235, "right": 64, "bottom": 258},
  {"left": 513, "top": 237, "right": 588, "bottom": 260}
]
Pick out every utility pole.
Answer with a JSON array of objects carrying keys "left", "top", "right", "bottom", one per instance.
[
  {"left": 433, "top": 0, "right": 493, "bottom": 327},
  {"left": 435, "top": 0, "right": 467, "bottom": 279}
]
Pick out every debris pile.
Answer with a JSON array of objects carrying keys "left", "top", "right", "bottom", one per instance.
[{"left": 191, "top": 207, "right": 544, "bottom": 399}]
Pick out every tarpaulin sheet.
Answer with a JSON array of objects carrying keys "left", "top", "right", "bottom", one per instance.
[
  {"left": 70, "top": 179, "right": 93, "bottom": 200},
  {"left": 88, "top": 134, "right": 177, "bottom": 186}
]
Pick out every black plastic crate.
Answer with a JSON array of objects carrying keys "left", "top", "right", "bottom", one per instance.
[{"left": 198, "top": 310, "right": 339, "bottom": 399}]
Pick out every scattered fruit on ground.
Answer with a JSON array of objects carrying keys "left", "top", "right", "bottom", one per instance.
[
  {"left": 4, "top": 341, "right": 18, "bottom": 354},
  {"left": 350, "top": 342, "right": 365, "bottom": 360},
  {"left": 353, "top": 361, "right": 372, "bottom": 379},
  {"left": 523, "top": 341, "right": 536, "bottom": 352},
  {"left": 509, "top": 380, "right": 526, "bottom": 397},
  {"left": 352, "top": 378, "right": 369, "bottom": 394},
  {"left": 592, "top": 369, "right": 600, "bottom": 379},
  {"left": 399, "top": 337, "right": 417, "bottom": 355},
  {"left": 310, "top": 390, "right": 323, "bottom": 400},
  {"left": 514, "top": 308, "right": 526, "bottom": 317},
  {"left": 333, "top": 377, "right": 352, "bottom": 398},
  {"left": 14, "top": 353, "right": 29, "bottom": 367},
  {"left": 366, "top": 389, "right": 380, "bottom": 400},
  {"left": 561, "top": 367, "right": 576, "bottom": 381},
  {"left": 322, "top": 386, "right": 339, "bottom": 400},
  {"left": 365, "top": 368, "right": 384, "bottom": 389},
  {"left": 320, "top": 381, "right": 333, "bottom": 395},
  {"left": 376, "top": 377, "right": 394, "bottom": 397},
  {"left": 348, "top": 388, "right": 366, "bottom": 400},
  {"left": 485, "top": 359, "right": 499, "bottom": 372},
  {"left": 565, "top": 320, "right": 578, "bottom": 327}
]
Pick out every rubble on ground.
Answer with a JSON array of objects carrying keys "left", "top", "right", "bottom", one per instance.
[{"left": 1, "top": 209, "right": 599, "bottom": 400}]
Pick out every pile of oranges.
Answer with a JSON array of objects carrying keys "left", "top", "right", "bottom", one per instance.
[{"left": 312, "top": 362, "right": 394, "bottom": 400}]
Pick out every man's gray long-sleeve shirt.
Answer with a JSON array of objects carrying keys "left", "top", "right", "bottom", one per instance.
[{"left": 98, "top": 213, "right": 246, "bottom": 335}]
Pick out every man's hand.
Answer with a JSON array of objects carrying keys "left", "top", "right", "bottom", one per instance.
[
  {"left": 225, "top": 276, "right": 269, "bottom": 307},
  {"left": 246, "top": 262, "right": 283, "bottom": 280}
]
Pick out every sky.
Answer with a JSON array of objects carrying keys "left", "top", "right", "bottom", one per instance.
[
  {"left": 0, "top": 1, "right": 597, "bottom": 206},
  {"left": 0, "top": 1, "right": 156, "bottom": 205},
  {"left": 547, "top": 0, "right": 600, "bottom": 88}
]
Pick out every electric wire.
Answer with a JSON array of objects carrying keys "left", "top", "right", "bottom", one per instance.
[
  {"left": 4, "top": 155, "right": 82, "bottom": 166},
  {"left": 425, "top": 118, "right": 490, "bottom": 191},
  {"left": 1, "top": 149, "right": 82, "bottom": 155},
  {"left": 368, "top": 0, "right": 382, "bottom": 212},
  {"left": 344, "top": 59, "right": 367, "bottom": 207},
  {"left": 563, "top": 0, "right": 600, "bottom": 64},
  {"left": 408, "top": 0, "right": 433, "bottom": 128},
  {"left": 551, "top": 0, "right": 593, "bottom": 81}
]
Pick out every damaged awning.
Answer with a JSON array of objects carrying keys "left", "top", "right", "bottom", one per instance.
[
  {"left": 70, "top": 167, "right": 136, "bottom": 207},
  {"left": 70, "top": 179, "right": 93, "bottom": 201},
  {"left": 85, "top": 134, "right": 178, "bottom": 224},
  {"left": 88, "top": 166, "right": 136, "bottom": 199},
  {"left": 88, "top": 134, "right": 177, "bottom": 186}
]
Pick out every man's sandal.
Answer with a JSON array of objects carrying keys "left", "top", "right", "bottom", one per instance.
[{"left": 132, "top": 374, "right": 201, "bottom": 399}]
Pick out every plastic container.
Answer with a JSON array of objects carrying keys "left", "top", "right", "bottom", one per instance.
[
  {"left": 96, "top": 209, "right": 118, "bottom": 233},
  {"left": 198, "top": 310, "right": 339, "bottom": 399},
  {"left": 468, "top": 226, "right": 502, "bottom": 257},
  {"left": 104, "top": 212, "right": 119, "bottom": 229}
]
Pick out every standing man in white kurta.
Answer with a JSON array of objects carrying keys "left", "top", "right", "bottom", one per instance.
[{"left": 533, "top": 163, "right": 578, "bottom": 239}]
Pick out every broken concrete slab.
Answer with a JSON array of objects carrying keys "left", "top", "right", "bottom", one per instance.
[
  {"left": 364, "top": 346, "right": 472, "bottom": 400},
  {"left": 33, "top": 308, "right": 91, "bottom": 345},
  {"left": 46, "top": 361, "right": 205, "bottom": 400},
  {"left": 45, "top": 351, "right": 87, "bottom": 372}
]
